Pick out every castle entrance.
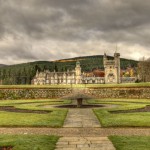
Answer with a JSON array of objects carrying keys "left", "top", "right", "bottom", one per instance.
[{"left": 107, "top": 73, "right": 115, "bottom": 83}]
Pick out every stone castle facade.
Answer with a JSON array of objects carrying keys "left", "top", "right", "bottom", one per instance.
[
  {"left": 32, "top": 52, "right": 121, "bottom": 85},
  {"left": 32, "top": 61, "right": 82, "bottom": 85},
  {"left": 103, "top": 52, "right": 120, "bottom": 84}
]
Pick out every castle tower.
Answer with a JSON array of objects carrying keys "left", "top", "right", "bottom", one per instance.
[
  {"left": 103, "top": 52, "right": 107, "bottom": 67},
  {"left": 75, "top": 61, "right": 82, "bottom": 84},
  {"left": 103, "top": 52, "right": 120, "bottom": 84},
  {"left": 35, "top": 70, "right": 39, "bottom": 77},
  {"left": 54, "top": 72, "right": 58, "bottom": 84},
  {"left": 114, "top": 52, "right": 121, "bottom": 83}
]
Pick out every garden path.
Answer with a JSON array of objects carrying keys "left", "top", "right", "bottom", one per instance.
[
  {"left": 0, "top": 127, "right": 150, "bottom": 136},
  {"left": 55, "top": 102, "right": 115, "bottom": 150},
  {"left": 55, "top": 136, "right": 115, "bottom": 150},
  {"left": 63, "top": 108, "right": 101, "bottom": 128},
  {"left": 2, "top": 100, "right": 150, "bottom": 149}
]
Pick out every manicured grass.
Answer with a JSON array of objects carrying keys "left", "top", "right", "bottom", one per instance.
[
  {"left": 0, "top": 109, "right": 67, "bottom": 127},
  {"left": 0, "top": 135, "right": 59, "bottom": 150},
  {"left": 110, "top": 136, "right": 150, "bottom": 150},
  {"left": 0, "top": 82, "right": 149, "bottom": 89},
  {"left": 0, "top": 84, "right": 86, "bottom": 89},
  {"left": 89, "top": 99, "right": 150, "bottom": 104},
  {"left": 94, "top": 109, "right": 150, "bottom": 127},
  {"left": 86, "top": 82, "right": 150, "bottom": 87},
  {"left": 0, "top": 99, "right": 71, "bottom": 106},
  {"left": 90, "top": 99, "right": 150, "bottom": 127},
  {"left": 0, "top": 99, "right": 69, "bottom": 127},
  {"left": 0, "top": 85, "right": 72, "bottom": 89}
]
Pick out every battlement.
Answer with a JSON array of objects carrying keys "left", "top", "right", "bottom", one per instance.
[{"left": 105, "top": 60, "right": 115, "bottom": 65}]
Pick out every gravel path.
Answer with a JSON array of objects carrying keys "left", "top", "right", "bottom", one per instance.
[{"left": 0, "top": 128, "right": 150, "bottom": 136}]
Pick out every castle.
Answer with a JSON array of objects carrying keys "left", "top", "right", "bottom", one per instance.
[
  {"left": 32, "top": 52, "right": 121, "bottom": 85},
  {"left": 104, "top": 52, "right": 120, "bottom": 84}
]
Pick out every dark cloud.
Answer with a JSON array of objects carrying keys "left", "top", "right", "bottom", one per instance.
[
  {"left": 0, "top": 0, "right": 150, "bottom": 64},
  {"left": 0, "top": 41, "right": 36, "bottom": 60}
]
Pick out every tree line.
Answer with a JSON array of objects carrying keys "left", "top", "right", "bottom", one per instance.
[{"left": 138, "top": 57, "right": 150, "bottom": 82}]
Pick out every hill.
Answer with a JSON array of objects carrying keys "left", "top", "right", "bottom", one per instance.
[
  {"left": 0, "top": 64, "right": 7, "bottom": 67},
  {"left": 0, "top": 55, "right": 138, "bottom": 85}
]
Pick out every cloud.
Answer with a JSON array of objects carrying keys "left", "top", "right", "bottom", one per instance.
[{"left": 0, "top": 0, "right": 150, "bottom": 64}]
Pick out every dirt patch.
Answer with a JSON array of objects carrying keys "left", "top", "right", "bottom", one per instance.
[
  {"left": 55, "top": 104, "right": 105, "bottom": 108},
  {"left": 110, "top": 105, "right": 150, "bottom": 114},
  {"left": 13, "top": 101, "right": 64, "bottom": 105},
  {"left": 0, "top": 106, "right": 52, "bottom": 114},
  {"left": 0, "top": 146, "right": 13, "bottom": 150}
]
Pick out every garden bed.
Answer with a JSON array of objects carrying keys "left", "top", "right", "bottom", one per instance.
[
  {"left": 55, "top": 104, "right": 104, "bottom": 108},
  {"left": 0, "top": 106, "right": 52, "bottom": 114},
  {"left": 110, "top": 105, "right": 150, "bottom": 113},
  {"left": 0, "top": 146, "right": 13, "bottom": 150}
]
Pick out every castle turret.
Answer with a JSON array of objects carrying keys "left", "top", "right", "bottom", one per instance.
[
  {"left": 114, "top": 53, "right": 120, "bottom": 83},
  {"left": 114, "top": 53, "right": 120, "bottom": 66},
  {"left": 75, "top": 61, "right": 82, "bottom": 84},
  {"left": 54, "top": 72, "right": 58, "bottom": 78},
  {"left": 103, "top": 52, "right": 107, "bottom": 67},
  {"left": 35, "top": 70, "right": 39, "bottom": 77},
  {"left": 45, "top": 73, "right": 49, "bottom": 84},
  {"left": 103, "top": 53, "right": 107, "bottom": 83}
]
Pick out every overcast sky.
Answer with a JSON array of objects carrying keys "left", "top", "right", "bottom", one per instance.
[{"left": 0, "top": 0, "right": 150, "bottom": 64}]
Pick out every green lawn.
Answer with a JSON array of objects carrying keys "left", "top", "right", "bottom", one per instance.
[
  {"left": 0, "top": 99, "right": 69, "bottom": 127},
  {"left": 110, "top": 136, "right": 150, "bottom": 150},
  {"left": 0, "top": 82, "right": 149, "bottom": 88},
  {"left": 0, "top": 135, "right": 59, "bottom": 150},
  {"left": 86, "top": 82, "right": 150, "bottom": 87},
  {"left": 0, "top": 85, "right": 72, "bottom": 88},
  {"left": 89, "top": 99, "right": 150, "bottom": 127}
]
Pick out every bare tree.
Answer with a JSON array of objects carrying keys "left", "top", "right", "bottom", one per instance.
[{"left": 138, "top": 57, "right": 150, "bottom": 82}]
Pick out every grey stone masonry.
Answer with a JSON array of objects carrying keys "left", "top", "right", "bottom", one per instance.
[
  {"left": 58, "top": 102, "right": 116, "bottom": 150},
  {"left": 0, "top": 87, "right": 149, "bottom": 100},
  {"left": 63, "top": 109, "right": 100, "bottom": 128},
  {"left": 0, "top": 88, "right": 72, "bottom": 100},
  {"left": 87, "top": 87, "right": 150, "bottom": 99},
  {"left": 55, "top": 137, "right": 116, "bottom": 150}
]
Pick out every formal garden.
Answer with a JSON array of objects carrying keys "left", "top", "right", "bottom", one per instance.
[{"left": 0, "top": 83, "right": 149, "bottom": 150}]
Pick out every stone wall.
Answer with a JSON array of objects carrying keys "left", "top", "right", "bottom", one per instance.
[
  {"left": 0, "top": 88, "right": 72, "bottom": 100},
  {"left": 86, "top": 87, "right": 150, "bottom": 99},
  {"left": 0, "top": 86, "right": 149, "bottom": 100}
]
